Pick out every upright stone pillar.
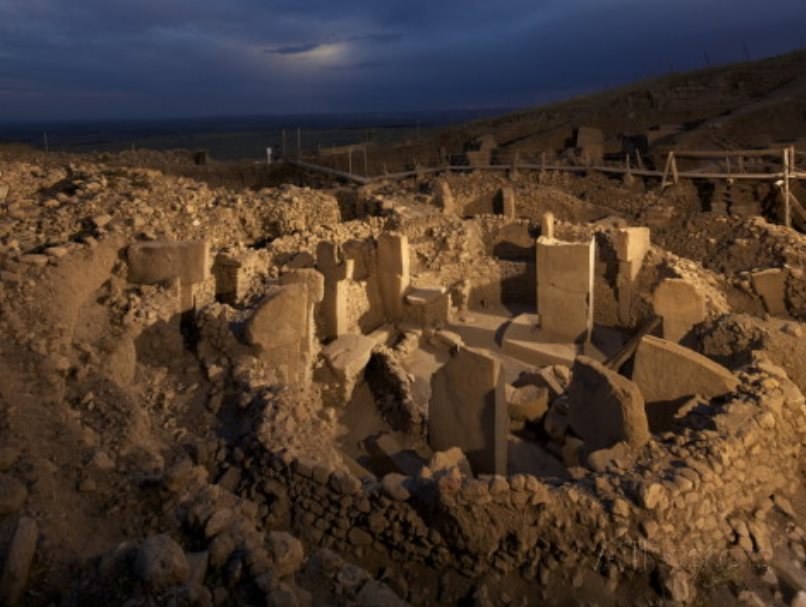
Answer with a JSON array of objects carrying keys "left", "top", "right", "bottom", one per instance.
[
  {"left": 377, "top": 233, "right": 410, "bottom": 321},
  {"left": 536, "top": 236, "right": 595, "bottom": 343}
]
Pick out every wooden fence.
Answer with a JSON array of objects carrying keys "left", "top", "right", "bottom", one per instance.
[{"left": 288, "top": 145, "right": 805, "bottom": 228}]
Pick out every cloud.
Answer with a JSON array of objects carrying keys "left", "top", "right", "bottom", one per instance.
[
  {"left": 0, "top": 0, "right": 805, "bottom": 120},
  {"left": 266, "top": 43, "right": 322, "bottom": 55}
]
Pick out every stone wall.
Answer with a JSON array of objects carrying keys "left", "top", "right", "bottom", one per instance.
[{"left": 243, "top": 356, "right": 804, "bottom": 587}]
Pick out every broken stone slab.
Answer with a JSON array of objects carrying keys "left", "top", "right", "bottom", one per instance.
[
  {"left": 750, "top": 268, "right": 788, "bottom": 317},
  {"left": 614, "top": 227, "right": 650, "bottom": 263},
  {"left": 428, "top": 346, "right": 508, "bottom": 475},
  {"left": 127, "top": 240, "right": 210, "bottom": 285},
  {"left": 652, "top": 278, "right": 706, "bottom": 342},
  {"left": 506, "top": 384, "right": 549, "bottom": 423},
  {"left": 0, "top": 517, "right": 38, "bottom": 606},
  {"left": 631, "top": 335, "right": 739, "bottom": 404},
  {"left": 567, "top": 356, "right": 650, "bottom": 451},
  {"left": 322, "top": 334, "right": 376, "bottom": 383}
]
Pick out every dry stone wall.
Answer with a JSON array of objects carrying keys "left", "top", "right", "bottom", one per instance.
[{"left": 242, "top": 356, "right": 804, "bottom": 588}]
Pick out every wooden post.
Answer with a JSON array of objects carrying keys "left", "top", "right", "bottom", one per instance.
[
  {"left": 624, "top": 154, "right": 633, "bottom": 185},
  {"left": 282, "top": 130, "right": 287, "bottom": 157},
  {"left": 297, "top": 127, "right": 302, "bottom": 159},
  {"left": 783, "top": 147, "right": 792, "bottom": 228},
  {"left": 670, "top": 152, "right": 679, "bottom": 185},
  {"left": 363, "top": 145, "right": 368, "bottom": 177},
  {"left": 43, "top": 132, "right": 49, "bottom": 154},
  {"left": 661, "top": 152, "right": 672, "bottom": 189},
  {"left": 348, "top": 148, "right": 353, "bottom": 176},
  {"left": 636, "top": 149, "right": 645, "bottom": 170}
]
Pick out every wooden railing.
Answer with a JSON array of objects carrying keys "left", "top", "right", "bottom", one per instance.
[{"left": 288, "top": 145, "right": 804, "bottom": 228}]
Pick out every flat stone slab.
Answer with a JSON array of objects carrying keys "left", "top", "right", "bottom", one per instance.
[
  {"left": 632, "top": 335, "right": 739, "bottom": 404},
  {"left": 405, "top": 285, "right": 446, "bottom": 306},
  {"left": 323, "top": 334, "right": 377, "bottom": 382},
  {"left": 429, "top": 346, "right": 508, "bottom": 475},
  {"left": 127, "top": 240, "right": 209, "bottom": 285},
  {"left": 502, "top": 314, "right": 605, "bottom": 368}
]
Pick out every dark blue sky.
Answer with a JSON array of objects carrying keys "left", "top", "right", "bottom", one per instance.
[{"left": 1, "top": 0, "right": 805, "bottom": 121}]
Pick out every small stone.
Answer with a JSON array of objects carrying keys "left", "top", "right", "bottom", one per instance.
[
  {"left": 0, "top": 447, "right": 20, "bottom": 471},
  {"left": 0, "top": 517, "right": 38, "bottom": 606},
  {"left": 92, "top": 214, "right": 113, "bottom": 228},
  {"left": 267, "top": 532, "right": 304, "bottom": 578},
  {"left": 639, "top": 482, "right": 665, "bottom": 510},
  {"left": 381, "top": 474, "right": 411, "bottom": 501},
  {"left": 135, "top": 534, "right": 190, "bottom": 591},
  {"left": 0, "top": 474, "right": 27, "bottom": 515},
  {"left": 204, "top": 508, "right": 235, "bottom": 539}
]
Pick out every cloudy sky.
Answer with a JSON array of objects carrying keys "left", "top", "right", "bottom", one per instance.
[{"left": 1, "top": 0, "right": 805, "bottom": 121}]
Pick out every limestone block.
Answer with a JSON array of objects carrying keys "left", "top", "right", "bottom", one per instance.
[
  {"left": 316, "top": 241, "right": 342, "bottom": 271},
  {"left": 245, "top": 283, "right": 312, "bottom": 384},
  {"left": 499, "top": 187, "right": 516, "bottom": 219},
  {"left": 428, "top": 346, "right": 508, "bottom": 475},
  {"left": 536, "top": 237, "right": 595, "bottom": 343},
  {"left": 246, "top": 283, "right": 309, "bottom": 350},
  {"left": 653, "top": 278, "right": 706, "bottom": 342},
  {"left": 615, "top": 227, "right": 650, "bottom": 262},
  {"left": 127, "top": 240, "right": 209, "bottom": 285},
  {"left": 434, "top": 179, "right": 455, "bottom": 214},
  {"left": 323, "top": 280, "right": 350, "bottom": 339},
  {"left": 750, "top": 268, "right": 788, "bottom": 316},
  {"left": 631, "top": 335, "right": 739, "bottom": 404},
  {"left": 377, "top": 233, "right": 410, "bottom": 320},
  {"left": 567, "top": 356, "right": 650, "bottom": 451},
  {"left": 281, "top": 269, "right": 325, "bottom": 304},
  {"left": 576, "top": 126, "right": 604, "bottom": 147},
  {"left": 541, "top": 212, "right": 555, "bottom": 239},
  {"left": 322, "top": 334, "right": 376, "bottom": 384},
  {"left": 377, "top": 233, "right": 409, "bottom": 277}
]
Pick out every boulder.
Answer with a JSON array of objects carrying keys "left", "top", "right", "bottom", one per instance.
[{"left": 567, "top": 356, "right": 650, "bottom": 451}]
